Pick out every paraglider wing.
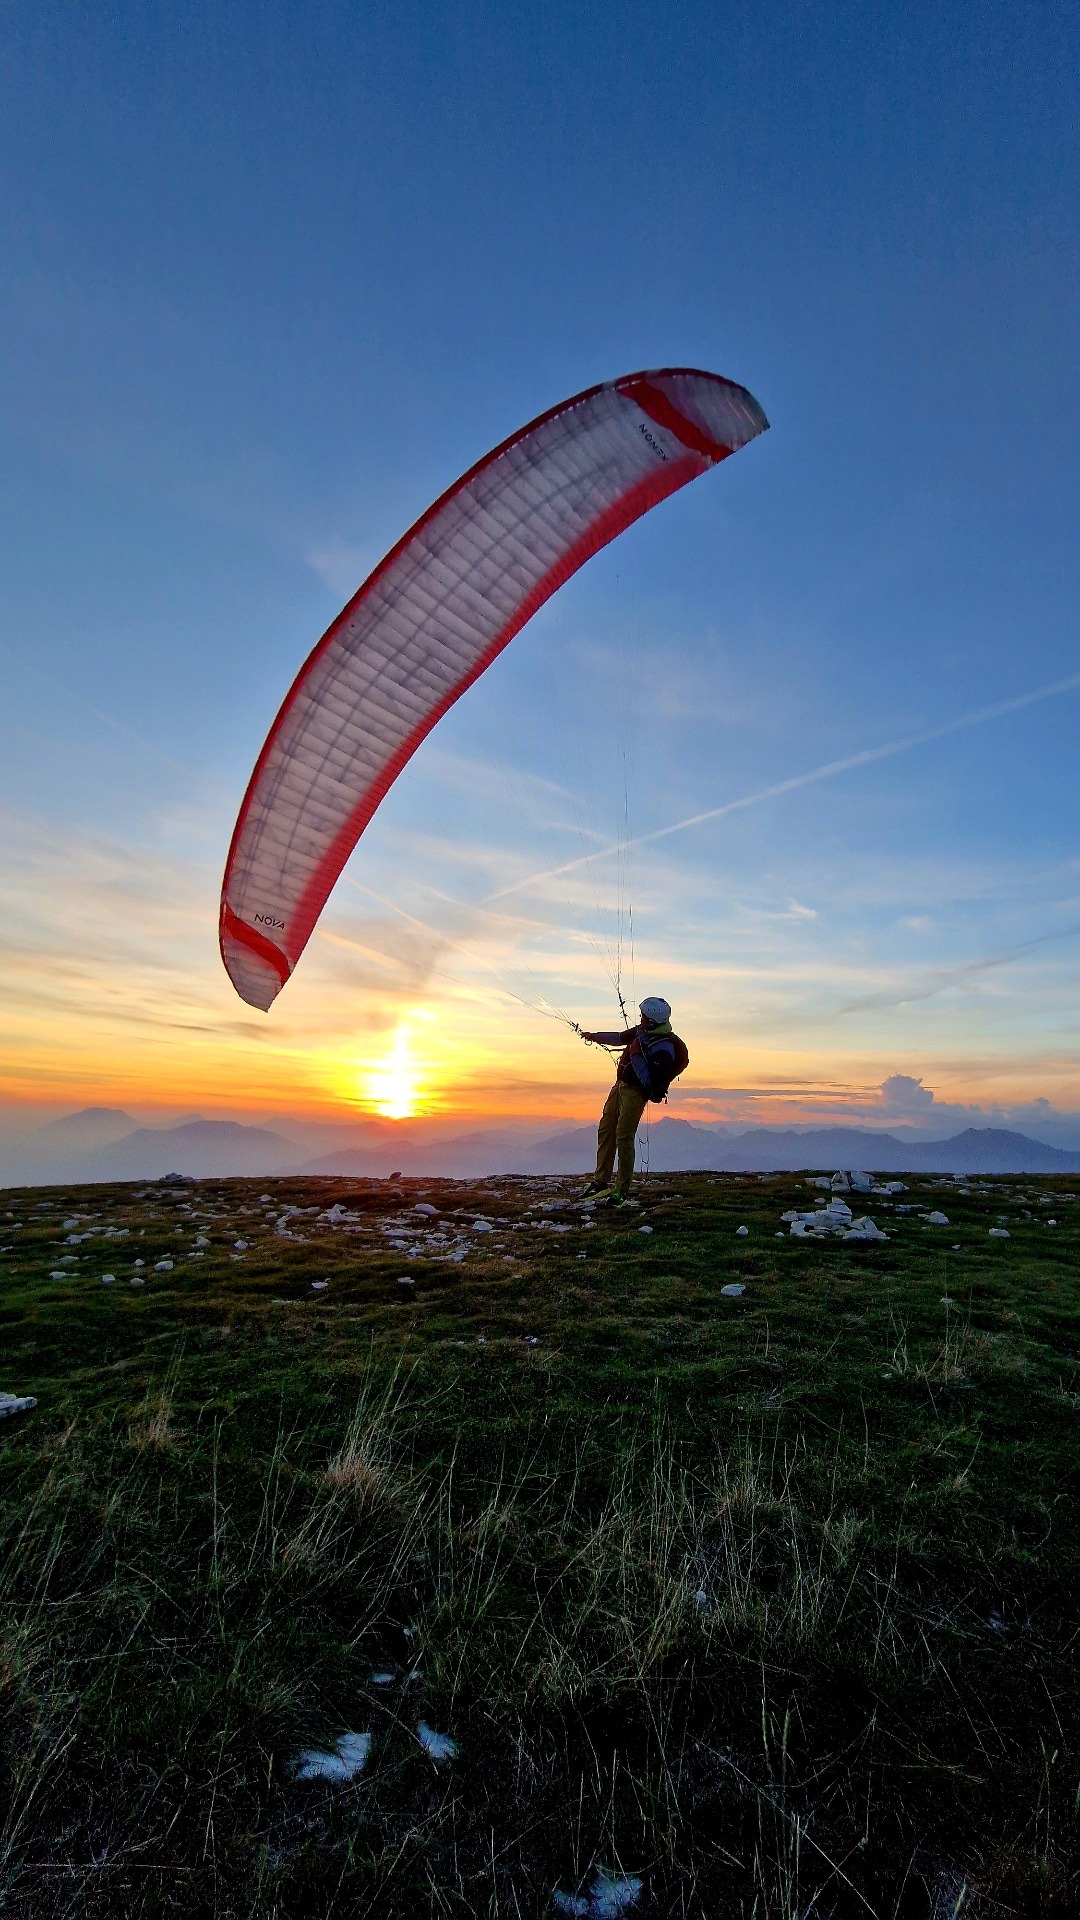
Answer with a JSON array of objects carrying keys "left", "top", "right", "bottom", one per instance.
[{"left": 220, "top": 367, "right": 768, "bottom": 1009}]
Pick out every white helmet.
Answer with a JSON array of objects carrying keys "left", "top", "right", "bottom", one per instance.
[{"left": 639, "top": 996, "right": 671, "bottom": 1024}]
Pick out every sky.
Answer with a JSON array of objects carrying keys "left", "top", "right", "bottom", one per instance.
[{"left": 2, "top": 0, "right": 1080, "bottom": 1141}]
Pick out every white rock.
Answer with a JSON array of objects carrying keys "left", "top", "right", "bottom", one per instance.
[
  {"left": 101, "top": 1273, "right": 115, "bottom": 1284},
  {"left": 0, "top": 1393, "right": 37, "bottom": 1420},
  {"left": 844, "top": 1219, "right": 888, "bottom": 1241},
  {"left": 154, "top": 1258, "right": 174, "bottom": 1271},
  {"left": 311, "top": 1280, "right": 329, "bottom": 1291},
  {"left": 413, "top": 1203, "right": 438, "bottom": 1217},
  {"left": 989, "top": 1228, "right": 1010, "bottom": 1238},
  {"left": 234, "top": 1240, "right": 248, "bottom": 1251},
  {"left": 721, "top": 1282, "right": 745, "bottom": 1297},
  {"left": 472, "top": 1220, "right": 494, "bottom": 1233},
  {"left": 735, "top": 1225, "right": 748, "bottom": 1236},
  {"left": 638, "top": 1225, "right": 653, "bottom": 1235},
  {"left": 553, "top": 1870, "right": 644, "bottom": 1917},
  {"left": 417, "top": 1721, "right": 457, "bottom": 1762},
  {"left": 926, "top": 1212, "right": 950, "bottom": 1226},
  {"left": 292, "top": 1731, "right": 371, "bottom": 1782}
]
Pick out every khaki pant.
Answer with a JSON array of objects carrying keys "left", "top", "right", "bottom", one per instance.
[{"left": 593, "top": 1081, "right": 648, "bottom": 1194}]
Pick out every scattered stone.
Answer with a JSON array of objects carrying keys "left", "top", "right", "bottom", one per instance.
[
  {"left": 638, "top": 1225, "right": 653, "bottom": 1235},
  {"left": 0, "top": 1393, "right": 36, "bottom": 1421},
  {"left": 154, "top": 1258, "right": 174, "bottom": 1271},
  {"left": 720, "top": 1282, "right": 745, "bottom": 1297},
  {"left": 291, "top": 1731, "right": 371, "bottom": 1782},
  {"left": 413, "top": 1203, "right": 438, "bottom": 1217},
  {"left": 735, "top": 1225, "right": 748, "bottom": 1236},
  {"left": 844, "top": 1218, "right": 888, "bottom": 1242},
  {"left": 553, "top": 1869, "right": 643, "bottom": 1917},
  {"left": 311, "top": 1280, "right": 329, "bottom": 1292},
  {"left": 926, "top": 1212, "right": 950, "bottom": 1226},
  {"left": 416, "top": 1721, "right": 457, "bottom": 1762},
  {"left": 101, "top": 1273, "right": 116, "bottom": 1284},
  {"left": 989, "top": 1228, "right": 1010, "bottom": 1239}
]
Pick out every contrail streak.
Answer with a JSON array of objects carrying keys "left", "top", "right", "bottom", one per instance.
[
  {"left": 485, "top": 669, "right": 1080, "bottom": 903},
  {"left": 0, "top": 639, "right": 195, "bottom": 779},
  {"left": 835, "top": 921, "right": 1080, "bottom": 1016}
]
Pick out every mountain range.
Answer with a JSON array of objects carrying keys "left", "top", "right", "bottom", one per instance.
[{"left": 3, "top": 1108, "right": 1080, "bottom": 1187}]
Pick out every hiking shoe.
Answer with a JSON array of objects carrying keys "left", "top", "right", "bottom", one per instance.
[{"left": 581, "top": 1182, "right": 611, "bottom": 1199}]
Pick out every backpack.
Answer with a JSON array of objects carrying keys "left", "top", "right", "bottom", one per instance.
[{"left": 637, "top": 1032, "right": 690, "bottom": 1104}]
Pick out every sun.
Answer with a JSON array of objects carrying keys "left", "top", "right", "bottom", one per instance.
[{"left": 364, "top": 1025, "right": 426, "bottom": 1120}]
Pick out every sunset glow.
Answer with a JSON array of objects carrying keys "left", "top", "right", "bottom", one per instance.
[{"left": 363, "top": 1025, "right": 427, "bottom": 1120}]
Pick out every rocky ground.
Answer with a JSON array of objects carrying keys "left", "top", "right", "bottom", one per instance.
[{"left": 1, "top": 1168, "right": 1078, "bottom": 1916}]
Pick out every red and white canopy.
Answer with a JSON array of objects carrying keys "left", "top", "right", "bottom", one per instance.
[{"left": 220, "top": 367, "right": 768, "bottom": 1009}]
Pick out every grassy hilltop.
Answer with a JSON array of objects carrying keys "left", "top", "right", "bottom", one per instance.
[{"left": 1, "top": 1171, "right": 1078, "bottom": 1918}]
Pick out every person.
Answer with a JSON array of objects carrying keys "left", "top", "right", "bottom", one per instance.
[{"left": 579, "top": 997, "right": 689, "bottom": 1202}]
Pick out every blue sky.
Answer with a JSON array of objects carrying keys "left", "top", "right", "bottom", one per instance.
[{"left": 2, "top": 0, "right": 1079, "bottom": 1134}]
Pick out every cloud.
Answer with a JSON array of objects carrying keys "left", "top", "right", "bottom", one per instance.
[
  {"left": 879, "top": 1073, "right": 935, "bottom": 1113},
  {"left": 834, "top": 922, "right": 1080, "bottom": 1016}
]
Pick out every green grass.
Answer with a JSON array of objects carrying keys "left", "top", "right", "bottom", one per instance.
[{"left": 1, "top": 1170, "right": 1078, "bottom": 1917}]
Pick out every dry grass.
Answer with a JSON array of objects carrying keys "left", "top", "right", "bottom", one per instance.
[{"left": 1, "top": 1169, "right": 1078, "bottom": 1915}]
